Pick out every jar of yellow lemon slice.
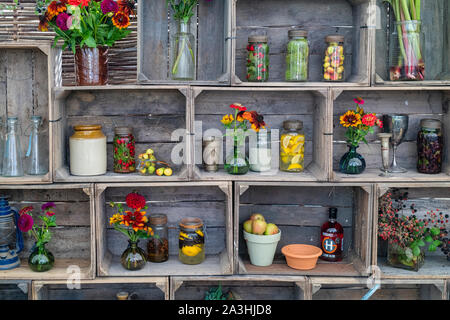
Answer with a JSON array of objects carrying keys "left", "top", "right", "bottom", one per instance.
[
  {"left": 280, "top": 120, "right": 305, "bottom": 172},
  {"left": 179, "top": 217, "right": 205, "bottom": 265}
]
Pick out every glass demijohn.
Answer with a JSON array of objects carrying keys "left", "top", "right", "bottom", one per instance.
[
  {"left": 171, "top": 21, "right": 196, "bottom": 80},
  {"left": 26, "top": 116, "right": 48, "bottom": 175}
]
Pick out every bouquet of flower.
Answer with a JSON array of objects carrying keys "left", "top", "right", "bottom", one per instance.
[
  {"left": 109, "top": 192, "right": 154, "bottom": 242},
  {"left": 36, "top": 0, "right": 135, "bottom": 53},
  {"left": 18, "top": 202, "right": 57, "bottom": 248},
  {"left": 383, "top": 0, "right": 424, "bottom": 80},
  {"left": 221, "top": 103, "right": 266, "bottom": 136},
  {"left": 378, "top": 190, "right": 448, "bottom": 266},
  {"left": 339, "top": 97, "right": 383, "bottom": 147}
]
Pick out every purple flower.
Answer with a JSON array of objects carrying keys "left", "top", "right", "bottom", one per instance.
[
  {"left": 41, "top": 202, "right": 55, "bottom": 211},
  {"left": 101, "top": 0, "right": 119, "bottom": 14},
  {"left": 18, "top": 214, "right": 34, "bottom": 233},
  {"left": 56, "top": 13, "right": 70, "bottom": 31}
]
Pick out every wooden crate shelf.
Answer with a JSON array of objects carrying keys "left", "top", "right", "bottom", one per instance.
[
  {"left": 52, "top": 86, "right": 190, "bottom": 183},
  {"left": 0, "top": 43, "right": 59, "bottom": 184},
  {"left": 374, "top": 0, "right": 450, "bottom": 86},
  {"left": 374, "top": 184, "right": 450, "bottom": 279},
  {"left": 231, "top": 0, "right": 372, "bottom": 87},
  {"left": 0, "top": 280, "right": 31, "bottom": 300},
  {"left": 309, "top": 277, "right": 448, "bottom": 300},
  {"left": 234, "top": 182, "right": 373, "bottom": 277},
  {"left": 170, "top": 275, "right": 308, "bottom": 300},
  {"left": 31, "top": 277, "right": 169, "bottom": 300},
  {"left": 0, "top": 184, "right": 95, "bottom": 280},
  {"left": 137, "top": 0, "right": 232, "bottom": 85},
  {"left": 192, "top": 87, "right": 331, "bottom": 182},
  {"left": 96, "top": 182, "right": 233, "bottom": 277},
  {"left": 332, "top": 88, "right": 450, "bottom": 182}
]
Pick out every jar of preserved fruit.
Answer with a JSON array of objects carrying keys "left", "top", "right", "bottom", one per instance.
[
  {"left": 113, "top": 127, "right": 136, "bottom": 173},
  {"left": 179, "top": 217, "right": 205, "bottom": 265},
  {"left": 417, "top": 119, "right": 443, "bottom": 174},
  {"left": 285, "top": 29, "right": 309, "bottom": 81},
  {"left": 147, "top": 214, "right": 169, "bottom": 263},
  {"left": 323, "top": 35, "right": 345, "bottom": 82},
  {"left": 246, "top": 35, "right": 269, "bottom": 82},
  {"left": 280, "top": 120, "right": 305, "bottom": 172},
  {"left": 69, "top": 124, "right": 107, "bottom": 176}
]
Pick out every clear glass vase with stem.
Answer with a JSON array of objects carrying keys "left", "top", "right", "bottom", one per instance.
[{"left": 170, "top": 20, "right": 196, "bottom": 80}]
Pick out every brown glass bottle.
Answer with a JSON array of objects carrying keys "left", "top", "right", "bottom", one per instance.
[{"left": 320, "top": 207, "right": 344, "bottom": 262}]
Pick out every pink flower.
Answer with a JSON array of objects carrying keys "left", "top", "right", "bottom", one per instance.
[
  {"left": 46, "top": 211, "right": 55, "bottom": 217},
  {"left": 353, "top": 97, "right": 365, "bottom": 105},
  {"left": 362, "top": 113, "right": 377, "bottom": 127},
  {"left": 18, "top": 214, "right": 34, "bottom": 232},
  {"left": 101, "top": 0, "right": 119, "bottom": 14},
  {"left": 56, "top": 13, "right": 70, "bottom": 31}
]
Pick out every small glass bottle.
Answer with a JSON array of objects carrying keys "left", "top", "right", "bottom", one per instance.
[
  {"left": 113, "top": 127, "right": 136, "bottom": 174},
  {"left": 417, "top": 119, "right": 443, "bottom": 174},
  {"left": 26, "top": 116, "right": 48, "bottom": 175},
  {"left": 280, "top": 120, "right": 305, "bottom": 172},
  {"left": 286, "top": 29, "right": 309, "bottom": 81},
  {"left": 179, "top": 217, "right": 205, "bottom": 265},
  {"left": 249, "top": 129, "right": 272, "bottom": 172},
  {"left": 320, "top": 207, "right": 344, "bottom": 262},
  {"left": 246, "top": 35, "right": 269, "bottom": 82},
  {"left": 2, "top": 117, "right": 23, "bottom": 177},
  {"left": 147, "top": 214, "right": 169, "bottom": 263},
  {"left": 323, "top": 35, "right": 345, "bottom": 82}
]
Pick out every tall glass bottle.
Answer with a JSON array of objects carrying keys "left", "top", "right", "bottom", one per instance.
[
  {"left": 170, "top": 20, "right": 196, "bottom": 80},
  {"left": 2, "top": 117, "right": 23, "bottom": 177},
  {"left": 26, "top": 116, "right": 48, "bottom": 175},
  {"left": 320, "top": 207, "right": 344, "bottom": 262}
]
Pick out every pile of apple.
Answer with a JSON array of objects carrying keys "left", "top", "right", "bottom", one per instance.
[
  {"left": 243, "top": 213, "right": 279, "bottom": 235},
  {"left": 138, "top": 148, "right": 173, "bottom": 176}
]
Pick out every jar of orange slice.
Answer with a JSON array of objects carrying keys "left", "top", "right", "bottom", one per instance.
[{"left": 280, "top": 120, "right": 305, "bottom": 172}]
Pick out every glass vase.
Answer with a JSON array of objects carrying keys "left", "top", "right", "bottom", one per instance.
[
  {"left": 170, "top": 21, "right": 196, "bottom": 80},
  {"left": 387, "top": 242, "right": 425, "bottom": 272},
  {"left": 339, "top": 145, "right": 366, "bottom": 174},
  {"left": 224, "top": 136, "right": 249, "bottom": 175},
  {"left": 28, "top": 243, "right": 54, "bottom": 272},
  {"left": 121, "top": 240, "right": 146, "bottom": 271},
  {"left": 388, "top": 20, "right": 425, "bottom": 81}
]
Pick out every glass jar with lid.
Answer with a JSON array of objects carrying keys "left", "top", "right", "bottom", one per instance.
[
  {"left": 179, "top": 217, "right": 205, "bottom": 265},
  {"left": 280, "top": 120, "right": 305, "bottom": 172},
  {"left": 69, "top": 124, "right": 107, "bottom": 176},
  {"left": 147, "top": 214, "right": 169, "bottom": 263},
  {"left": 249, "top": 129, "right": 272, "bottom": 172},
  {"left": 323, "top": 35, "right": 345, "bottom": 82},
  {"left": 246, "top": 35, "right": 269, "bottom": 82},
  {"left": 113, "top": 127, "right": 136, "bottom": 174},
  {"left": 417, "top": 119, "right": 443, "bottom": 174},
  {"left": 285, "top": 29, "right": 309, "bottom": 81}
]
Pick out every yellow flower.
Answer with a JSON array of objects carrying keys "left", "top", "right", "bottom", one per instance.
[
  {"left": 109, "top": 214, "right": 123, "bottom": 225},
  {"left": 340, "top": 110, "right": 361, "bottom": 128},
  {"left": 221, "top": 114, "right": 234, "bottom": 126},
  {"left": 356, "top": 106, "right": 364, "bottom": 115}
]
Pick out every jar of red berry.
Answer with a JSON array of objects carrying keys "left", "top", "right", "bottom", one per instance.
[{"left": 113, "top": 127, "right": 136, "bottom": 173}]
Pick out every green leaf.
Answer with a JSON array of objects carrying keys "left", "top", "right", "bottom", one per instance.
[
  {"left": 424, "top": 235, "right": 433, "bottom": 242},
  {"left": 416, "top": 239, "right": 425, "bottom": 247},
  {"left": 432, "top": 240, "right": 442, "bottom": 247},
  {"left": 430, "top": 227, "right": 441, "bottom": 236},
  {"left": 84, "top": 36, "right": 97, "bottom": 48},
  {"left": 428, "top": 244, "right": 437, "bottom": 252},
  {"left": 412, "top": 246, "right": 421, "bottom": 257}
]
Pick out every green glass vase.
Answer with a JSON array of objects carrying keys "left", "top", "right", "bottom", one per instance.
[
  {"left": 28, "top": 243, "right": 54, "bottom": 272},
  {"left": 121, "top": 240, "right": 147, "bottom": 271},
  {"left": 339, "top": 145, "right": 366, "bottom": 174}
]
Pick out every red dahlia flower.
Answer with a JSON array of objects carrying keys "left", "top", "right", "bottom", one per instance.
[
  {"left": 18, "top": 214, "right": 34, "bottom": 233},
  {"left": 125, "top": 192, "right": 146, "bottom": 210},
  {"left": 230, "top": 103, "right": 247, "bottom": 112}
]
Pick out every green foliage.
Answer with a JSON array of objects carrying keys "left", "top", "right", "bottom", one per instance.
[{"left": 166, "top": 0, "right": 198, "bottom": 23}]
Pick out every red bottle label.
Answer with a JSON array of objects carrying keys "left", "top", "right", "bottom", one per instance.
[{"left": 321, "top": 231, "right": 343, "bottom": 260}]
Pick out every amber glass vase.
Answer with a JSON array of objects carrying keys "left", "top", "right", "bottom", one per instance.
[
  {"left": 121, "top": 240, "right": 146, "bottom": 271},
  {"left": 75, "top": 46, "right": 109, "bottom": 86}
]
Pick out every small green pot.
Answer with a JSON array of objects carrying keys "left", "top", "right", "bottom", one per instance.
[{"left": 243, "top": 230, "right": 281, "bottom": 267}]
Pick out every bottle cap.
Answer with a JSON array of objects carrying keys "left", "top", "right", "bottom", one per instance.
[
  {"left": 420, "top": 119, "right": 441, "bottom": 130},
  {"left": 288, "top": 29, "right": 308, "bottom": 38},
  {"left": 248, "top": 35, "right": 268, "bottom": 43},
  {"left": 149, "top": 214, "right": 168, "bottom": 225},
  {"left": 329, "top": 207, "right": 338, "bottom": 219},
  {"left": 180, "top": 217, "right": 203, "bottom": 229},
  {"left": 283, "top": 120, "right": 303, "bottom": 131},
  {"left": 114, "top": 126, "right": 133, "bottom": 135},
  {"left": 325, "top": 35, "right": 344, "bottom": 43}
]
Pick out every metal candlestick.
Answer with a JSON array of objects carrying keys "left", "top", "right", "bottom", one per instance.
[
  {"left": 383, "top": 114, "right": 409, "bottom": 173},
  {"left": 378, "top": 133, "right": 392, "bottom": 177}
]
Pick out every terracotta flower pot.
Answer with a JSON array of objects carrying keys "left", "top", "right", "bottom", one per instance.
[
  {"left": 75, "top": 46, "right": 109, "bottom": 86},
  {"left": 282, "top": 244, "right": 322, "bottom": 270}
]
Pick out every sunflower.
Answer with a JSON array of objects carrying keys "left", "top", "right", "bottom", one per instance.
[
  {"left": 38, "top": 14, "right": 49, "bottom": 31},
  {"left": 118, "top": 0, "right": 136, "bottom": 16},
  {"left": 112, "top": 11, "right": 130, "bottom": 29},
  {"left": 246, "top": 111, "right": 266, "bottom": 132},
  {"left": 47, "top": 1, "right": 66, "bottom": 20},
  {"left": 221, "top": 114, "right": 234, "bottom": 126},
  {"left": 340, "top": 110, "right": 361, "bottom": 128},
  {"left": 109, "top": 213, "right": 123, "bottom": 225}
]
